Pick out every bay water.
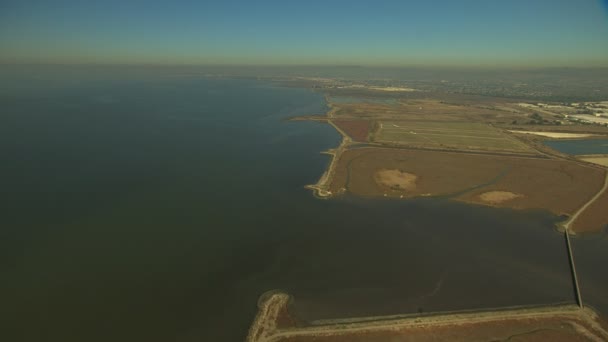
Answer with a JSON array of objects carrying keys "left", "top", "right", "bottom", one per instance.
[{"left": 1, "top": 68, "right": 603, "bottom": 341}]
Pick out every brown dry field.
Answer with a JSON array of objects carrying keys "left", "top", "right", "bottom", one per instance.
[
  {"left": 333, "top": 120, "right": 370, "bottom": 142},
  {"left": 371, "top": 120, "right": 535, "bottom": 153},
  {"left": 333, "top": 99, "right": 529, "bottom": 123},
  {"left": 570, "top": 185, "right": 608, "bottom": 233},
  {"left": 329, "top": 148, "right": 606, "bottom": 232}
]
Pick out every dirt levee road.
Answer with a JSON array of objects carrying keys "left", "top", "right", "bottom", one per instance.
[{"left": 248, "top": 293, "right": 608, "bottom": 342}]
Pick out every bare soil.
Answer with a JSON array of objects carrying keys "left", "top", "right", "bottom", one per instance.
[
  {"left": 579, "top": 156, "right": 608, "bottom": 167},
  {"left": 570, "top": 177, "right": 608, "bottom": 234},
  {"left": 478, "top": 191, "right": 523, "bottom": 204},
  {"left": 508, "top": 130, "right": 597, "bottom": 138},
  {"left": 374, "top": 169, "right": 417, "bottom": 191}
]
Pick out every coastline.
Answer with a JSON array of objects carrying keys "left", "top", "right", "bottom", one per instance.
[
  {"left": 297, "top": 93, "right": 608, "bottom": 234},
  {"left": 304, "top": 96, "right": 352, "bottom": 198}
]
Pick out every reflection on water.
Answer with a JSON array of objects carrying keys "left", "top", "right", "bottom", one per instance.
[{"left": 0, "top": 70, "right": 603, "bottom": 341}]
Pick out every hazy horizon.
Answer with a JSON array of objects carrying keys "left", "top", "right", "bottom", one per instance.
[{"left": 1, "top": 0, "right": 608, "bottom": 68}]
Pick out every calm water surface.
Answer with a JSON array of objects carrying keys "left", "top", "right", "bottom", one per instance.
[
  {"left": 1, "top": 68, "right": 605, "bottom": 341},
  {"left": 544, "top": 139, "right": 608, "bottom": 155}
]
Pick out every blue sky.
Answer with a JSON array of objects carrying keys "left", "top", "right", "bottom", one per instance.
[{"left": 1, "top": 0, "right": 607, "bottom": 67}]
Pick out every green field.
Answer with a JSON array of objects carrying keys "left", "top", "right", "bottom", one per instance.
[{"left": 374, "top": 121, "right": 533, "bottom": 153}]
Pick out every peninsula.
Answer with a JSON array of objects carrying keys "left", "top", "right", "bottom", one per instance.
[{"left": 296, "top": 86, "right": 608, "bottom": 234}]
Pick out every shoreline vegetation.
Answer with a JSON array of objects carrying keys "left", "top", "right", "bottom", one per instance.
[{"left": 296, "top": 91, "right": 608, "bottom": 234}]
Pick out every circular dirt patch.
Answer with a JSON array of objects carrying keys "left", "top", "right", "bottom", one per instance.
[{"left": 374, "top": 169, "right": 417, "bottom": 191}]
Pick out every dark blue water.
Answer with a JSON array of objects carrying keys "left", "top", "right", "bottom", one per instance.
[
  {"left": 0, "top": 67, "right": 603, "bottom": 341},
  {"left": 544, "top": 139, "right": 608, "bottom": 155}
]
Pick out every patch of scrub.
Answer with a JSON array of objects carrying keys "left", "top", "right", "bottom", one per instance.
[
  {"left": 479, "top": 191, "right": 522, "bottom": 204},
  {"left": 374, "top": 169, "right": 417, "bottom": 191}
]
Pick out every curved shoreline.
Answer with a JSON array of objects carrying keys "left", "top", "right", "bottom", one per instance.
[
  {"left": 304, "top": 97, "right": 352, "bottom": 198},
  {"left": 299, "top": 94, "right": 608, "bottom": 234}
]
